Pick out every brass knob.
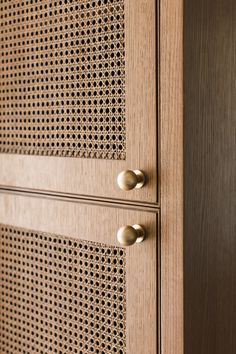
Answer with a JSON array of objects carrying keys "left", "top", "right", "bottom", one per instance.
[
  {"left": 117, "top": 224, "right": 145, "bottom": 246},
  {"left": 117, "top": 170, "right": 145, "bottom": 191}
]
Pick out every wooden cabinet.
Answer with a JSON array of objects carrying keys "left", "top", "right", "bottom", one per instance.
[
  {"left": 0, "top": 193, "right": 157, "bottom": 354},
  {"left": 2, "top": 0, "right": 235, "bottom": 353},
  {"left": 0, "top": 0, "right": 157, "bottom": 203},
  {"left": 0, "top": 1, "right": 162, "bottom": 354},
  {"left": 0, "top": 0, "right": 184, "bottom": 354}
]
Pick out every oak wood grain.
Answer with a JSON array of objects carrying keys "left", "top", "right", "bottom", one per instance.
[
  {"left": 184, "top": 0, "right": 236, "bottom": 353},
  {"left": 0, "top": 185, "right": 159, "bottom": 212},
  {"left": 160, "top": 0, "right": 184, "bottom": 353}
]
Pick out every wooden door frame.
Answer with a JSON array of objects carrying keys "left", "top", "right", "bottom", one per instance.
[{"left": 159, "top": 0, "right": 184, "bottom": 353}]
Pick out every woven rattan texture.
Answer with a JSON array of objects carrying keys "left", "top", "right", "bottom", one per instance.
[
  {"left": 0, "top": 224, "right": 126, "bottom": 354},
  {"left": 0, "top": 0, "right": 126, "bottom": 159}
]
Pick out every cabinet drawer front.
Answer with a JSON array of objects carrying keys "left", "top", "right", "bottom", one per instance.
[
  {"left": 0, "top": 0, "right": 157, "bottom": 202},
  {"left": 0, "top": 193, "right": 157, "bottom": 354}
]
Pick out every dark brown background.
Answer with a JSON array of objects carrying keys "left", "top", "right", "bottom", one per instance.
[{"left": 184, "top": 0, "right": 236, "bottom": 353}]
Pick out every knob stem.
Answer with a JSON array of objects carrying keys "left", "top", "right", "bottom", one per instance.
[{"left": 133, "top": 224, "right": 145, "bottom": 243}]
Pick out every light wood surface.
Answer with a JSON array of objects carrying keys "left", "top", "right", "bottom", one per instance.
[
  {"left": 160, "top": 0, "right": 184, "bottom": 353},
  {"left": 0, "top": 0, "right": 157, "bottom": 203},
  {"left": 0, "top": 192, "right": 157, "bottom": 354},
  {"left": 0, "top": 186, "right": 159, "bottom": 212}
]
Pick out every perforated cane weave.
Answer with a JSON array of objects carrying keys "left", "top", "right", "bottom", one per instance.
[
  {"left": 0, "top": 224, "right": 127, "bottom": 353},
  {"left": 0, "top": 0, "right": 126, "bottom": 159}
]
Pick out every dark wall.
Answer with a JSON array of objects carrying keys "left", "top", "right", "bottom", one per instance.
[{"left": 184, "top": 0, "right": 236, "bottom": 353}]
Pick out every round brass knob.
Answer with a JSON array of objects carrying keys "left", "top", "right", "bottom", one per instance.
[
  {"left": 117, "top": 170, "right": 145, "bottom": 191},
  {"left": 117, "top": 224, "right": 145, "bottom": 246}
]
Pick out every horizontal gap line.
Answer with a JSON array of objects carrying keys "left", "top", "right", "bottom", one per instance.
[{"left": 0, "top": 186, "right": 160, "bottom": 213}]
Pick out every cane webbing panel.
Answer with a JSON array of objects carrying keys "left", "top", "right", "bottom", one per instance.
[
  {"left": 0, "top": 224, "right": 126, "bottom": 354},
  {"left": 0, "top": 0, "right": 126, "bottom": 159}
]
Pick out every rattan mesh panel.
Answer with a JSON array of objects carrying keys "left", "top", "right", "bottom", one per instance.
[
  {"left": 0, "top": 0, "right": 125, "bottom": 159},
  {"left": 0, "top": 224, "right": 126, "bottom": 354}
]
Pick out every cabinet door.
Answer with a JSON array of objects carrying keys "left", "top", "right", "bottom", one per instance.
[
  {"left": 0, "top": 193, "right": 157, "bottom": 354},
  {"left": 0, "top": 0, "right": 157, "bottom": 203}
]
